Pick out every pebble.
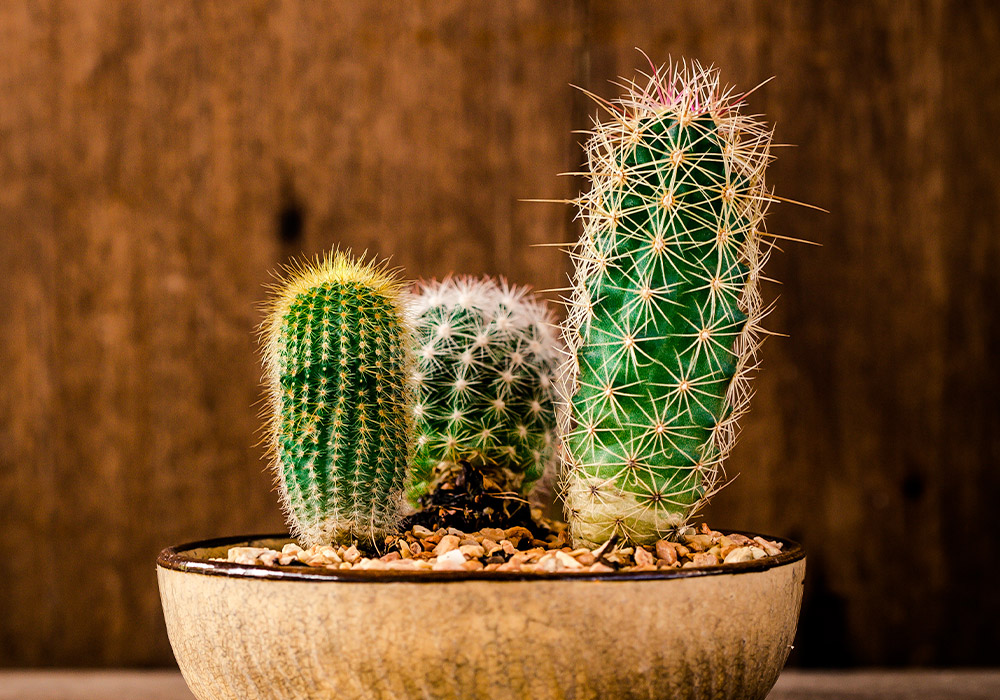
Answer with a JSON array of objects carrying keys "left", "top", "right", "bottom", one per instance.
[
  {"left": 459, "top": 543, "right": 485, "bottom": 558},
  {"left": 723, "top": 547, "right": 754, "bottom": 564},
  {"left": 411, "top": 525, "right": 435, "bottom": 539},
  {"left": 504, "top": 526, "right": 533, "bottom": 547},
  {"left": 754, "top": 536, "right": 783, "bottom": 557},
  {"left": 433, "top": 534, "right": 460, "bottom": 555},
  {"left": 224, "top": 523, "right": 786, "bottom": 575},
  {"left": 433, "top": 549, "right": 467, "bottom": 571},
  {"left": 634, "top": 547, "right": 654, "bottom": 567},
  {"left": 690, "top": 552, "right": 717, "bottom": 567},
  {"left": 655, "top": 540, "right": 678, "bottom": 566},
  {"left": 227, "top": 547, "right": 272, "bottom": 565},
  {"left": 479, "top": 528, "right": 506, "bottom": 542},
  {"left": 555, "top": 551, "right": 583, "bottom": 569}
]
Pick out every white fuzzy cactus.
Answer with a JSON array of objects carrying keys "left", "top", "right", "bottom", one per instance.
[{"left": 408, "top": 277, "right": 560, "bottom": 502}]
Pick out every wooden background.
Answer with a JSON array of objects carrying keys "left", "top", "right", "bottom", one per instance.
[{"left": 1, "top": 0, "right": 997, "bottom": 668}]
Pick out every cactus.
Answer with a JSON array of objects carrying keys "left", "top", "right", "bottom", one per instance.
[
  {"left": 558, "top": 60, "right": 774, "bottom": 547},
  {"left": 408, "top": 277, "right": 559, "bottom": 503},
  {"left": 262, "top": 252, "right": 413, "bottom": 547}
]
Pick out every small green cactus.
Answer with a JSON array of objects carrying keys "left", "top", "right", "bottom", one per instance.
[
  {"left": 558, "top": 60, "right": 774, "bottom": 547},
  {"left": 262, "top": 252, "right": 413, "bottom": 547},
  {"left": 408, "top": 277, "right": 559, "bottom": 502}
]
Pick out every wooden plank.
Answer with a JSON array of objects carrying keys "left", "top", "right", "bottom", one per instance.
[
  {"left": 0, "top": 0, "right": 584, "bottom": 666},
  {"left": 0, "top": 671, "right": 193, "bottom": 700},
  {"left": 1, "top": 0, "right": 998, "bottom": 668},
  {"left": 1, "top": 670, "right": 999, "bottom": 700},
  {"left": 0, "top": 0, "right": 61, "bottom": 668},
  {"left": 770, "top": 670, "right": 1000, "bottom": 699}
]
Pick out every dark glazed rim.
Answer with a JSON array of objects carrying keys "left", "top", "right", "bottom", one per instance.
[{"left": 157, "top": 530, "right": 804, "bottom": 583}]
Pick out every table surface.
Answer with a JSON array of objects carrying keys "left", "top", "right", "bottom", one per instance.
[{"left": 1, "top": 670, "right": 998, "bottom": 699}]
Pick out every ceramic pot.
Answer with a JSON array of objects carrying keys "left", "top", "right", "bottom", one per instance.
[{"left": 158, "top": 532, "right": 805, "bottom": 700}]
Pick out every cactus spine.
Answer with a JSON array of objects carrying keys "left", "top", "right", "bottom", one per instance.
[
  {"left": 409, "top": 277, "right": 559, "bottom": 502},
  {"left": 262, "top": 252, "right": 413, "bottom": 547},
  {"left": 558, "top": 61, "right": 774, "bottom": 547}
]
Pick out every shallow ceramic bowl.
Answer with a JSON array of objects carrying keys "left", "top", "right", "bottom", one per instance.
[{"left": 158, "top": 532, "right": 805, "bottom": 700}]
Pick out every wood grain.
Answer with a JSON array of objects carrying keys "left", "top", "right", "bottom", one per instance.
[
  {"left": 2, "top": 670, "right": 999, "bottom": 700},
  {"left": 0, "top": 0, "right": 996, "bottom": 667}
]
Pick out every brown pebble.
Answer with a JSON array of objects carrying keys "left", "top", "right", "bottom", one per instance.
[
  {"left": 500, "top": 539, "right": 517, "bottom": 556},
  {"left": 504, "top": 526, "right": 533, "bottom": 546},
  {"left": 683, "top": 534, "right": 713, "bottom": 552},
  {"left": 482, "top": 538, "right": 501, "bottom": 555},
  {"left": 634, "top": 546, "right": 654, "bottom": 567},
  {"left": 433, "top": 535, "right": 460, "bottom": 555},
  {"left": 655, "top": 540, "right": 678, "bottom": 565},
  {"left": 548, "top": 531, "right": 568, "bottom": 548},
  {"left": 508, "top": 553, "right": 529, "bottom": 567},
  {"left": 589, "top": 562, "right": 614, "bottom": 573},
  {"left": 523, "top": 549, "right": 546, "bottom": 564},
  {"left": 343, "top": 545, "right": 361, "bottom": 564},
  {"left": 411, "top": 525, "right": 434, "bottom": 539},
  {"left": 379, "top": 551, "right": 401, "bottom": 562},
  {"left": 574, "top": 552, "right": 596, "bottom": 566},
  {"left": 480, "top": 528, "right": 506, "bottom": 542},
  {"left": 753, "top": 536, "right": 782, "bottom": 557},
  {"left": 691, "top": 552, "right": 717, "bottom": 567}
]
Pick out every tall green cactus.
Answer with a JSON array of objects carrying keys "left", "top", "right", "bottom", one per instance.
[
  {"left": 559, "top": 61, "right": 774, "bottom": 547},
  {"left": 262, "top": 252, "right": 413, "bottom": 547},
  {"left": 409, "top": 277, "right": 559, "bottom": 502}
]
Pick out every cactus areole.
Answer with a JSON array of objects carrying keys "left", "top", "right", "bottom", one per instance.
[
  {"left": 559, "top": 61, "right": 775, "bottom": 547},
  {"left": 262, "top": 253, "right": 413, "bottom": 547}
]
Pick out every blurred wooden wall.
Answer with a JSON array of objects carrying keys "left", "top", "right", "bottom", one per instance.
[{"left": 1, "top": 0, "right": 997, "bottom": 668}]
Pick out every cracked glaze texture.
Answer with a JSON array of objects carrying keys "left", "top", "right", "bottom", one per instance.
[{"left": 158, "top": 537, "right": 804, "bottom": 700}]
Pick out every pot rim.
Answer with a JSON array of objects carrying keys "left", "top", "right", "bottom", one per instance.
[{"left": 157, "top": 530, "right": 804, "bottom": 583}]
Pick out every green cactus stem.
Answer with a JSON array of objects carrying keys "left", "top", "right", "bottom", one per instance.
[
  {"left": 558, "top": 60, "right": 775, "bottom": 547},
  {"left": 408, "top": 277, "right": 559, "bottom": 503},
  {"left": 262, "top": 252, "right": 413, "bottom": 547}
]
